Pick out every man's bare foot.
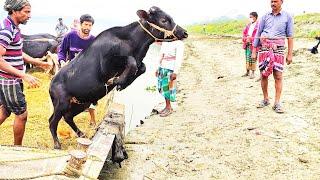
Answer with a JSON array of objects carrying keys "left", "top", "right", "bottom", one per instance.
[
  {"left": 89, "top": 122, "right": 96, "bottom": 127},
  {"left": 241, "top": 73, "right": 249, "bottom": 77}
]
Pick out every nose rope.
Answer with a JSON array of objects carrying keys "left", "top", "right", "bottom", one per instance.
[{"left": 138, "top": 20, "right": 178, "bottom": 42}]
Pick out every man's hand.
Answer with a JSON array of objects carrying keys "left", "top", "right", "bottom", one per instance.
[
  {"left": 246, "top": 37, "right": 251, "bottom": 43},
  {"left": 22, "top": 74, "right": 40, "bottom": 88},
  {"left": 155, "top": 69, "right": 159, "bottom": 77},
  {"left": 170, "top": 73, "right": 177, "bottom": 81},
  {"left": 39, "top": 61, "right": 52, "bottom": 71},
  {"left": 60, "top": 60, "right": 69, "bottom": 68},
  {"left": 251, "top": 48, "right": 257, "bottom": 60},
  {"left": 286, "top": 54, "right": 293, "bottom": 65}
]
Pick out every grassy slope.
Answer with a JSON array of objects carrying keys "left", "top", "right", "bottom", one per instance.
[{"left": 187, "top": 13, "right": 320, "bottom": 38}]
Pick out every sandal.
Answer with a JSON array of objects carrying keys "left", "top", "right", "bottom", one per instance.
[
  {"left": 255, "top": 77, "right": 261, "bottom": 82},
  {"left": 257, "top": 100, "right": 270, "bottom": 108},
  {"left": 160, "top": 109, "right": 173, "bottom": 117},
  {"left": 158, "top": 108, "right": 167, "bottom": 114},
  {"left": 272, "top": 103, "right": 284, "bottom": 113}
]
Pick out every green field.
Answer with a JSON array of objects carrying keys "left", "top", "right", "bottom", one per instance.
[{"left": 187, "top": 13, "right": 320, "bottom": 38}]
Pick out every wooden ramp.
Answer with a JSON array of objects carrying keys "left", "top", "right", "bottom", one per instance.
[{"left": 80, "top": 103, "right": 125, "bottom": 179}]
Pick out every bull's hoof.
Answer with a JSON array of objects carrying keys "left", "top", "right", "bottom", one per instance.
[
  {"left": 77, "top": 131, "right": 86, "bottom": 138},
  {"left": 54, "top": 141, "right": 62, "bottom": 149},
  {"left": 116, "top": 85, "right": 123, "bottom": 91},
  {"left": 107, "top": 77, "right": 119, "bottom": 86}
]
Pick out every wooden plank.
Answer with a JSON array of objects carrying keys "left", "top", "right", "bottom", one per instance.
[
  {"left": 79, "top": 133, "right": 115, "bottom": 179},
  {"left": 79, "top": 102, "right": 125, "bottom": 179}
]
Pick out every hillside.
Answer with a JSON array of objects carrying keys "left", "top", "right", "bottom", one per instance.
[{"left": 187, "top": 13, "right": 320, "bottom": 38}]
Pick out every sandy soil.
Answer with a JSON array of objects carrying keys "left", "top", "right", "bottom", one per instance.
[{"left": 100, "top": 36, "right": 320, "bottom": 179}]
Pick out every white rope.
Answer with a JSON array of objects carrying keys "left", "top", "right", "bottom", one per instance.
[{"left": 138, "top": 21, "right": 178, "bottom": 42}]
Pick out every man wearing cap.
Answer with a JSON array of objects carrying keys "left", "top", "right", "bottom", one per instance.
[
  {"left": 0, "top": 0, "right": 51, "bottom": 145},
  {"left": 58, "top": 14, "right": 97, "bottom": 126}
]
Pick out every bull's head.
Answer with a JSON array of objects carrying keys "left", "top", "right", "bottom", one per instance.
[{"left": 137, "top": 6, "right": 188, "bottom": 41}]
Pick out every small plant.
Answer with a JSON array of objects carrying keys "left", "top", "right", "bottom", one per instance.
[{"left": 145, "top": 85, "right": 157, "bottom": 92}]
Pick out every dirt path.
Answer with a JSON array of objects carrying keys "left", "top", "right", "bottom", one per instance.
[{"left": 101, "top": 36, "right": 320, "bottom": 179}]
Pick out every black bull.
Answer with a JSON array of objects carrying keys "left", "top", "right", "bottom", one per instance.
[
  {"left": 22, "top": 33, "right": 60, "bottom": 58},
  {"left": 49, "top": 6, "right": 188, "bottom": 155},
  {"left": 311, "top": 37, "right": 320, "bottom": 54}
]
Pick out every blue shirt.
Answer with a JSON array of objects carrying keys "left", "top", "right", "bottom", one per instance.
[
  {"left": 58, "top": 30, "right": 95, "bottom": 62},
  {"left": 253, "top": 10, "right": 294, "bottom": 48}
]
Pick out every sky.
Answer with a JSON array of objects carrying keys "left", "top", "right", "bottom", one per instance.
[{"left": 0, "top": 0, "right": 319, "bottom": 35}]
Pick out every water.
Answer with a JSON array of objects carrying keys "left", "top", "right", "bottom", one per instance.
[{"left": 112, "top": 43, "right": 164, "bottom": 134}]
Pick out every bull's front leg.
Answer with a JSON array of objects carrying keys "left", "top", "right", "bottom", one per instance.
[
  {"left": 119, "top": 62, "right": 146, "bottom": 90},
  {"left": 113, "top": 56, "right": 138, "bottom": 90}
]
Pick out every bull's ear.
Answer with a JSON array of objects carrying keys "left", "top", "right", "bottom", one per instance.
[{"left": 137, "top": 10, "right": 148, "bottom": 20}]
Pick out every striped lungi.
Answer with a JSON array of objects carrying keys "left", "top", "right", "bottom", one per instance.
[
  {"left": 0, "top": 77, "right": 26, "bottom": 115},
  {"left": 157, "top": 67, "right": 176, "bottom": 102},
  {"left": 245, "top": 43, "right": 256, "bottom": 71}
]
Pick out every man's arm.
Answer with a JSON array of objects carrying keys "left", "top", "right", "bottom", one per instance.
[
  {"left": 22, "top": 52, "right": 52, "bottom": 70},
  {"left": 0, "top": 46, "right": 24, "bottom": 78},
  {"left": 242, "top": 25, "right": 249, "bottom": 43},
  {"left": 286, "top": 14, "right": 294, "bottom": 65},
  {"left": 252, "top": 16, "right": 265, "bottom": 59},
  {"left": 55, "top": 24, "right": 59, "bottom": 32},
  {"left": 173, "top": 41, "right": 184, "bottom": 74},
  {"left": 57, "top": 34, "right": 69, "bottom": 63},
  {"left": 286, "top": 37, "right": 293, "bottom": 65},
  {"left": 0, "top": 46, "right": 39, "bottom": 88},
  {"left": 155, "top": 54, "right": 164, "bottom": 77}
]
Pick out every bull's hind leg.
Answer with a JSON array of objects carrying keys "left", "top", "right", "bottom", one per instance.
[
  {"left": 49, "top": 84, "right": 70, "bottom": 149},
  {"left": 49, "top": 109, "right": 64, "bottom": 149},
  {"left": 63, "top": 103, "right": 90, "bottom": 138}
]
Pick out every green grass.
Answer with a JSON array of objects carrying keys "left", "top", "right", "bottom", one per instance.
[
  {"left": 187, "top": 19, "right": 246, "bottom": 36},
  {"left": 0, "top": 69, "right": 109, "bottom": 150},
  {"left": 187, "top": 13, "right": 320, "bottom": 38}
]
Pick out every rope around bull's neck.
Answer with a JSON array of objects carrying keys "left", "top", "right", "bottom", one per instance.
[{"left": 138, "top": 20, "right": 177, "bottom": 42}]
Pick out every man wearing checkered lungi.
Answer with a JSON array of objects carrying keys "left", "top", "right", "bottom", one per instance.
[
  {"left": 242, "top": 12, "right": 259, "bottom": 79},
  {"left": 156, "top": 40, "right": 184, "bottom": 117}
]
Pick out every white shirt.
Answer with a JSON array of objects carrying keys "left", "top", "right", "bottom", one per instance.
[
  {"left": 247, "top": 22, "right": 257, "bottom": 37},
  {"left": 159, "top": 40, "right": 184, "bottom": 73}
]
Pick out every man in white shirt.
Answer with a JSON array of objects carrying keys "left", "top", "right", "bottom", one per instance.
[
  {"left": 55, "top": 18, "right": 68, "bottom": 38},
  {"left": 155, "top": 40, "right": 184, "bottom": 117}
]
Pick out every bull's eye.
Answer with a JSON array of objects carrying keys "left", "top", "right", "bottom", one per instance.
[{"left": 160, "top": 18, "right": 167, "bottom": 24}]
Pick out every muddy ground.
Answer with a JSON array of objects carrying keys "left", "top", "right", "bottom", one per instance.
[{"left": 101, "top": 36, "right": 320, "bottom": 179}]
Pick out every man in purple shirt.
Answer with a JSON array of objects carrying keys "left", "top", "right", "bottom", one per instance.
[
  {"left": 252, "top": 0, "right": 293, "bottom": 113},
  {"left": 58, "top": 14, "right": 97, "bottom": 126}
]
